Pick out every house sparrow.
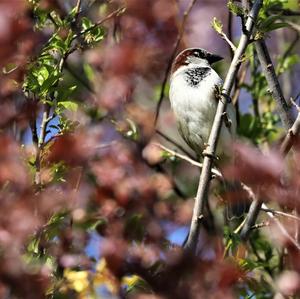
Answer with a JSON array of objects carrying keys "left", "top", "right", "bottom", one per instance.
[
  {"left": 169, "top": 48, "right": 236, "bottom": 159},
  {"left": 169, "top": 48, "right": 248, "bottom": 221}
]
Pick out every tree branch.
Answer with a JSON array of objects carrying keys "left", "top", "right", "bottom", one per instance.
[
  {"left": 72, "top": 7, "right": 125, "bottom": 41},
  {"left": 34, "top": 104, "right": 53, "bottom": 186},
  {"left": 240, "top": 197, "right": 262, "bottom": 240},
  {"left": 184, "top": 0, "right": 263, "bottom": 253},
  {"left": 241, "top": 103, "right": 300, "bottom": 237},
  {"left": 153, "top": 143, "right": 222, "bottom": 178},
  {"left": 155, "top": 129, "right": 195, "bottom": 159},
  {"left": 240, "top": 35, "right": 298, "bottom": 238},
  {"left": 280, "top": 98, "right": 300, "bottom": 155},
  {"left": 240, "top": 184, "right": 300, "bottom": 250},
  {"left": 261, "top": 206, "right": 300, "bottom": 223},
  {"left": 154, "top": 0, "right": 198, "bottom": 125},
  {"left": 262, "top": 203, "right": 300, "bottom": 251},
  {"left": 255, "top": 40, "right": 293, "bottom": 129}
]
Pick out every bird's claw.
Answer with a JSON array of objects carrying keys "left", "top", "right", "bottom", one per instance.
[
  {"left": 202, "top": 149, "right": 219, "bottom": 161},
  {"left": 222, "top": 112, "right": 232, "bottom": 129},
  {"left": 221, "top": 93, "right": 232, "bottom": 103}
]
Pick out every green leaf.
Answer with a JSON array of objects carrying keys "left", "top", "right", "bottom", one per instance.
[
  {"left": 82, "top": 17, "right": 93, "bottom": 30},
  {"left": 123, "top": 275, "right": 151, "bottom": 294},
  {"left": 58, "top": 101, "right": 78, "bottom": 112},
  {"left": 227, "top": 0, "right": 245, "bottom": 16},
  {"left": 50, "top": 35, "right": 68, "bottom": 54},
  {"left": 83, "top": 63, "right": 95, "bottom": 81},
  {"left": 259, "top": 15, "right": 281, "bottom": 29},
  {"left": 211, "top": 17, "right": 223, "bottom": 34},
  {"left": 260, "top": 15, "right": 289, "bottom": 32},
  {"left": 49, "top": 11, "right": 64, "bottom": 27},
  {"left": 36, "top": 66, "right": 49, "bottom": 86}
]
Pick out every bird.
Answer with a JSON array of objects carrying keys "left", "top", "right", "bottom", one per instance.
[
  {"left": 169, "top": 48, "right": 244, "bottom": 223},
  {"left": 169, "top": 48, "right": 236, "bottom": 160}
]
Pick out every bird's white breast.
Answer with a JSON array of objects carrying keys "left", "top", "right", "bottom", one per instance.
[{"left": 169, "top": 65, "right": 236, "bottom": 157}]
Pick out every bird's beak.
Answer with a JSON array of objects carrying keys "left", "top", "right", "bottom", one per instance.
[{"left": 207, "top": 53, "right": 223, "bottom": 64}]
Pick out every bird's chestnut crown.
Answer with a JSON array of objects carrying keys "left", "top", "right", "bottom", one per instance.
[{"left": 171, "top": 48, "right": 223, "bottom": 74}]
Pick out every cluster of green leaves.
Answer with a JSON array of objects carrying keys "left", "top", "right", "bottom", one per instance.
[
  {"left": 24, "top": 1, "right": 105, "bottom": 135},
  {"left": 21, "top": 2, "right": 110, "bottom": 297}
]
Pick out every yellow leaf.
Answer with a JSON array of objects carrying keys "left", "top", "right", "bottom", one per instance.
[
  {"left": 64, "top": 269, "right": 89, "bottom": 293},
  {"left": 95, "top": 258, "right": 107, "bottom": 273},
  {"left": 94, "top": 258, "right": 119, "bottom": 294},
  {"left": 122, "top": 275, "right": 140, "bottom": 287}
]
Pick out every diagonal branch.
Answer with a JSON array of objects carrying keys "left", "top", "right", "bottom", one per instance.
[
  {"left": 184, "top": 0, "right": 263, "bottom": 253},
  {"left": 255, "top": 40, "right": 293, "bottom": 129},
  {"left": 280, "top": 113, "right": 300, "bottom": 155},
  {"left": 72, "top": 7, "right": 125, "bottom": 42},
  {"left": 156, "top": 129, "right": 195, "bottom": 159},
  {"left": 280, "top": 98, "right": 300, "bottom": 155},
  {"left": 240, "top": 183, "right": 300, "bottom": 250},
  {"left": 153, "top": 143, "right": 222, "bottom": 178},
  {"left": 261, "top": 206, "right": 300, "bottom": 223},
  {"left": 34, "top": 104, "right": 53, "bottom": 187},
  {"left": 154, "top": 0, "right": 198, "bottom": 125},
  {"left": 240, "top": 31, "right": 297, "bottom": 240}
]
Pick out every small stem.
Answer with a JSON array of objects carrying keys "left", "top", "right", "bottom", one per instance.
[
  {"left": 255, "top": 40, "right": 293, "bottom": 129},
  {"left": 35, "top": 104, "right": 52, "bottom": 186},
  {"left": 72, "top": 7, "right": 125, "bottom": 41},
  {"left": 153, "top": 143, "right": 222, "bottom": 178},
  {"left": 155, "top": 129, "right": 195, "bottom": 159},
  {"left": 261, "top": 207, "right": 300, "bottom": 222},
  {"left": 240, "top": 198, "right": 262, "bottom": 240}
]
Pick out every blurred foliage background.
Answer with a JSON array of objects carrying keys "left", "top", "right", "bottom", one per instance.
[{"left": 0, "top": 0, "right": 300, "bottom": 298}]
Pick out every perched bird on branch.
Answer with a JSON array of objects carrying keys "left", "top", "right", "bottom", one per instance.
[
  {"left": 169, "top": 47, "right": 236, "bottom": 159},
  {"left": 169, "top": 48, "right": 245, "bottom": 222}
]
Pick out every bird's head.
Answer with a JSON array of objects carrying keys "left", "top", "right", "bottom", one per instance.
[{"left": 171, "top": 48, "right": 223, "bottom": 75}]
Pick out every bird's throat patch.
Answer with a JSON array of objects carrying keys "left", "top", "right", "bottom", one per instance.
[{"left": 184, "top": 67, "right": 211, "bottom": 87}]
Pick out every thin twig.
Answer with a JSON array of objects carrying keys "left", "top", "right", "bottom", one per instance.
[
  {"left": 261, "top": 206, "right": 300, "bottom": 222},
  {"left": 250, "top": 221, "right": 270, "bottom": 230},
  {"left": 240, "top": 198, "right": 262, "bottom": 240},
  {"left": 153, "top": 143, "right": 222, "bottom": 178},
  {"left": 239, "top": 174, "right": 262, "bottom": 240},
  {"left": 232, "top": 61, "right": 249, "bottom": 105},
  {"left": 35, "top": 104, "right": 53, "bottom": 186},
  {"left": 75, "top": 0, "right": 82, "bottom": 14},
  {"left": 72, "top": 7, "right": 125, "bottom": 41},
  {"left": 243, "top": 101, "right": 300, "bottom": 235},
  {"left": 240, "top": 14, "right": 297, "bottom": 239},
  {"left": 255, "top": 40, "right": 293, "bottom": 129},
  {"left": 285, "top": 21, "right": 300, "bottom": 33},
  {"left": 155, "top": 129, "right": 195, "bottom": 159},
  {"left": 280, "top": 111, "right": 300, "bottom": 155},
  {"left": 262, "top": 203, "right": 300, "bottom": 251},
  {"left": 281, "top": 32, "right": 299, "bottom": 63},
  {"left": 271, "top": 8, "right": 300, "bottom": 16},
  {"left": 154, "top": 0, "right": 198, "bottom": 125},
  {"left": 184, "top": 0, "right": 263, "bottom": 253},
  {"left": 240, "top": 184, "right": 300, "bottom": 250},
  {"left": 227, "top": 10, "right": 234, "bottom": 60},
  {"left": 216, "top": 30, "right": 237, "bottom": 52}
]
